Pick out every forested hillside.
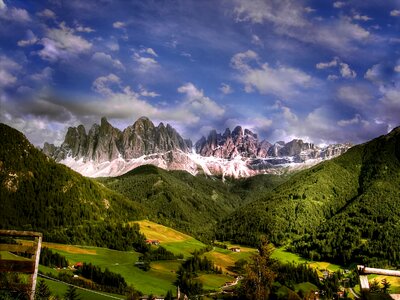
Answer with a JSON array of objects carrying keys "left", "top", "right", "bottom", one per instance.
[
  {"left": 0, "top": 123, "right": 146, "bottom": 247},
  {"left": 218, "top": 127, "right": 400, "bottom": 266},
  {"left": 98, "top": 165, "right": 244, "bottom": 242}
]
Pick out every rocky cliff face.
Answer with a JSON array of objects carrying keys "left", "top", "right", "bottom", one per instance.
[
  {"left": 195, "top": 126, "right": 264, "bottom": 158},
  {"left": 43, "top": 117, "right": 191, "bottom": 164},
  {"left": 194, "top": 128, "right": 347, "bottom": 162},
  {"left": 43, "top": 117, "right": 352, "bottom": 178}
]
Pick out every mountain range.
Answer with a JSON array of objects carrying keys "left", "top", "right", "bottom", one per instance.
[{"left": 42, "top": 116, "right": 352, "bottom": 178}]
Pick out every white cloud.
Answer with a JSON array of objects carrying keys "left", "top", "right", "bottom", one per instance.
[
  {"left": 233, "top": 0, "right": 305, "bottom": 26},
  {"left": 316, "top": 58, "right": 338, "bottom": 69},
  {"left": 38, "top": 22, "right": 92, "bottom": 62},
  {"left": 0, "top": 6, "right": 31, "bottom": 22},
  {"left": 0, "top": 56, "right": 21, "bottom": 88},
  {"left": 133, "top": 53, "right": 159, "bottom": 72},
  {"left": 75, "top": 25, "right": 95, "bottom": 33},
  {"left": 231, "top": 2, "right": 370, "bottom": 54},
  {"left": 30, "top": 67, "right": 53, "bottom": 82},
  {"left": 353, "top": 14, "right": 372, "bottom": 21},
  {"left": 91, "top": 52, "right": 124, "bottom": 70},
  {"left": 395, "top": 65, "right": 400, "bottom": 73},
  {"left": 339, "top": 62, "right": 357, "bottom": 78},
  {"left": 338, "top": 114, "right": 369, "bottom": 127},
  {"left": 378, "top": 86, "right": 400, "bottom": 127},
  {"left": 140, "top": 47, "right": 158, "bottom": 57},
  {"left": 337, "top": 85, "right": 372, "bottom": 106},
  {"left": 251, "top": 34, "right": 263, "bottom": 46},
  {"left": 333, "top": 2, "right": 346, "bottom": 8},
  {"left": 113, "top": 21, "right": 125, "bottom": 29},
  {"left": 220, "top": 83, "right": 233, "bottom": 95},
  {"left": 316, "top": 57, "right": 356, "bottom": 79},
  {"left": 178, "top": 82, "right": 225, "bottom": 118},
  {"left": 231, "top": 50, "right": 312, "bottom": 97},
  {"left": 304, "top": 7, "right": 315, "bottom": 13},
  {"left": 364, "top": 64, "right": 385, "bottom": 84},
  {"left": 328, "top": 74, "right": 339, "bottom": 81},
  {"left": 37, "top": 9, "right": 56, "bottom": 19},
  {"left": 92, "top": 73, "right": 121, "bottom": 96},
  {"left": 138, "top": 85, "right": 160, "bottom": 97},
  {"left": 390, "top": 10, "right": 400, "bottom": 17},
  {"left": 17, "top": 30, "right": 38, "bottom": 47},
  {"left": 107, "top": 41, "right": 119, "bottom": 51},
  {"left": 232, "top": 0, "right": 307, "bottom": 27},
  {"left": 0, "top": 0, "right": 5, "bottom": 10}
]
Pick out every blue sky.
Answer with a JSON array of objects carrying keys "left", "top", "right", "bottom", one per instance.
[{"left": 0, "top": 0, "right": 399, "bottom": 146}]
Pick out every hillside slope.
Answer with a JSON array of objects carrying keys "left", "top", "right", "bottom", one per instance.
[
  {"left": 218, "top": 127, "right": 400, "bottom": 266},
  {"left": 98, "top": 165, "right": 244, "bottom": 241},
  {"left": 0, "top": 123, "right": 146, "bottom": 246}
]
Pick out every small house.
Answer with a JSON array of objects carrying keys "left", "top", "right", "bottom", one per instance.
[{"left": 146, "top": 239, "right": 160, "bottom": 245}]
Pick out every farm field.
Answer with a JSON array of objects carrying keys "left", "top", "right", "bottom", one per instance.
[
  {"left": 271, "top": 246, "right": 342, "bottom": 275},
  {"left": 134, "top": 220, "right": 206, "bottom": 257},
  {"left": 42, "top": 243, "right": 176, "bottom": 296},
  {"left": 37, "top": 222, "right": 361, "bottom": 298},
  {"left": 39, "top": 277, "right": 124, "bottom": 300}
]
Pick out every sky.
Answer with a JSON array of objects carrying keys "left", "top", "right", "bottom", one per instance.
[{"left": 0, "top": 0, "right": 399, "bottom": 147}]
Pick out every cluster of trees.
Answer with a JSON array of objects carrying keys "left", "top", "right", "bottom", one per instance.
[
  {"left": 39, "top": 247, "right": 69, "bottom": 268},
  {"left": 78, "top": 262, "right": 127, "bottom": 294},
  {"left": 236, "top": 238, "right": 357, "bottom": 300},
  {"left": 140, "top": 245, "right": 183, "bottom": 262},
  {"left": 45, "top": 222, "right": 149, "bottom": 252},
  {"left": 175, "top": 254, "right": 222, "bottom": 296}
]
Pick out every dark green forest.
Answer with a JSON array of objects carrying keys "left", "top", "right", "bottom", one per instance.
[{"left": 0, "top": 123, "right": 146, "bottom": 247}]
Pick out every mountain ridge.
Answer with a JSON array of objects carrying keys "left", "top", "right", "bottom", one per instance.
[{"left": 42, "top": 117, "right": 352, "bottom": 178}]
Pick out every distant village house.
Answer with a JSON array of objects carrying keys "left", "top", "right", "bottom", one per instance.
[
  {"left": 146, "top": 239, "right": 160, "bottom": 245},
  {"left": 229, "top": 247, "right": 241, "bottom": 252}
]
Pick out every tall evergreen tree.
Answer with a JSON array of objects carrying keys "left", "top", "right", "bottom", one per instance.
[
  {"left": 35, "top": 279, "right": 51, "bottom": 300},
  {"left": 240, "top": 237, "right": 276, "bottom": 300},
  {"left": 64, "top": 285, "right": 80, "bottom": 300},
  {"left": 165, "top": 290, "right": 174, "bottom": 300}
]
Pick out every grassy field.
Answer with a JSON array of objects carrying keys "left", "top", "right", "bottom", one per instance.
[
  {"left": 271, "top": 246, "right": 342, "bottom": 275},
  {"left": 38, "top": 223, "right": 356, "bottom": 298},
  {"left": 204, "top": 242, "right": 257, "bottom": 273},
  {"left": 42, "top": 243, "right": 176, "bottom": 296},
  {"left": 134, "top": 220, "right": 205, "bottom": 257},
  {"left": 39, "top": 277, "right": 124, "bottom": 300},
  {"left": 366, "top": 274, "right": 400, "bottom": 293},
  {"left": 197, "top": 274, "right": 234, "bottom": 291}
]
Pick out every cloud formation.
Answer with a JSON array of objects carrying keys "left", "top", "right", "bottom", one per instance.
[
  {"left": 231, "top": 50, "right": 312, "bottom": 97},
  {"left": 38, "top": 22, "right": 92, "bottom": 62}
]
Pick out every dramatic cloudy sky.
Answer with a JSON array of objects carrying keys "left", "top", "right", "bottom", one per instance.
[{"left": 0, "top": 0, "right": 399, "bottom": 146}]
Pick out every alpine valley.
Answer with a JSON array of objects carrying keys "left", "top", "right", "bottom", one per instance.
[{"left": 1, "top": 121, "right": 400, "bottom": 299}]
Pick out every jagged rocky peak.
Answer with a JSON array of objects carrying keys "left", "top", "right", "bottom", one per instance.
[
  {"left": 195, "top": 125, "right": 269, "bottom": 159},
  {"left": 279, "top": 139, "right": 315, "bottom": 157},
  {"left": 45, "top": 116, "right": 191, "bottom": 164}
]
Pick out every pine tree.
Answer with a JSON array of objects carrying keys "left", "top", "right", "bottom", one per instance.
[
  {"left": 64, "top": 285, "right": 80, "bottom": 300},
  {"left": 35, "top": 279, "right": 51, "bottom": 300},
  {"left": 381, "top": 278, "right": 391, "bottom": 294},
  {"left": 165, "top": 290, "right": 174, "bottom": 300},
  {"left": 239, "top": 237, "right": 276, "bottom": 300}
]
